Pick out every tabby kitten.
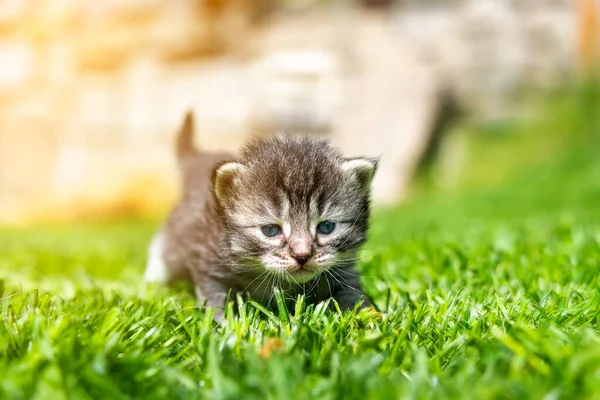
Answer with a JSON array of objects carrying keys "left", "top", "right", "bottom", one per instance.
[{"left": 145, "top": 111, "right": 377, "bottom": 321}]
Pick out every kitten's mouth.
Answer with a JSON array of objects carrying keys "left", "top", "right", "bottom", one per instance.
[
  {"left": 294, "top": 268, "right": 312, "bottom": 275},
  {"left": 287, "top": 267, "right": 318, "bottom": 283}
]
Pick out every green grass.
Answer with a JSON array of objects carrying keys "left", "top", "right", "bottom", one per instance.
[{"left": 2, "top": 86, "right": 600, "bottom": 399}]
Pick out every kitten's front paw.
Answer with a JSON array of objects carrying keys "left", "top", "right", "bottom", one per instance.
[{"left": 211, "top": 307, "right": 226, "bottom": 325}]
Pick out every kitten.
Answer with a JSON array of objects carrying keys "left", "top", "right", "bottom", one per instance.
[{"left": 145, "top": 111, "right": 377, "bottom": 321}]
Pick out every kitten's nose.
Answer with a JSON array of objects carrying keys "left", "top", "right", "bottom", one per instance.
[
  {"left": 290, "top": 238, "right": 312, "bottom": 266},
  {"left": 292, "top": 255, "right": 310, "bottom": 266}
]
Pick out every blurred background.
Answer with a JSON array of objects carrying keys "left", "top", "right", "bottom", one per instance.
[{"left": 0, "top": 0, "right": 597, "bottom": 225}]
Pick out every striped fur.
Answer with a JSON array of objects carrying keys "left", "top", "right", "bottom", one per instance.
[{"left": 146, "top": 113, "right": 377, "bottom": 321}]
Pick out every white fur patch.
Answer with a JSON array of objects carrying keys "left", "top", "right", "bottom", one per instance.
[
  {"left": 282, "top": 221, "right": 292, "bottom": 237},
  {"left": 341, "top": 157, "right": 376, "bottom": 172},
  {"left": 144, "top": 232, "right": 169, "bottom": 283}
]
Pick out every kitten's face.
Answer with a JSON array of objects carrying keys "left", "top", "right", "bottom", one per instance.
[
  {"left": 226, "top": 191, "right": 366, "bottom": 283},
  {"left": 213, "top": 136, "right": 377, "bottom": 284}
]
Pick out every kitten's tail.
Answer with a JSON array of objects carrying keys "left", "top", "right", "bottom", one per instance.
[{"left": 176, "top": 110, "right": 198, "bottom": 161}]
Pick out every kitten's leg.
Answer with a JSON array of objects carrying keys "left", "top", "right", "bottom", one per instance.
[
  {"left": 330, "top": 267, "right": 369, "bottom": 311},
  {"left": 193, "top": 277, "right": 230, "bottom": 323},
  {"left": 144, "top": 232, "right": 169, "bottom": 283}
]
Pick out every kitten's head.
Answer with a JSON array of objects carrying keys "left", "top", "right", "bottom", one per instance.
[{"left": 212, "top": 135, "right": 377, "bottom": 283}]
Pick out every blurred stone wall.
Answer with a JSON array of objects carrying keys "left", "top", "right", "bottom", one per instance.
[
  {"left": 0, "top": 0, "right": 587, "bottom": 223},
  {"left": 0, "top": 0, "right": 259, "bottom": 223},
  {"left": 397, "top": 0, "right": 576, "bottom": 120}
]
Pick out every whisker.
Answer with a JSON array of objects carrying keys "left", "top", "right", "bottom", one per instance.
[
  {"left": 262, "top": 272, "right": 275, "bottom": 305},
  {"left": 328, "top": 269, "right": 362, "bottom": 293},
  {"left": 245, "top": 270, "right": 269, "bottom": 297},
  {"left": 285, "top": 270, "right": 300, "bottom": 287},
  {"left": 268, "top": 272, "right": 280, "bottom": 306},
  {"left": 324, "top": 271, "right": 333, "bottom": 297}
]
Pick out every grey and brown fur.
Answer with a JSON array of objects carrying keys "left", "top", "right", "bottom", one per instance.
[{"left": 145, "top": 111, "right": 377, "bottom": 321}]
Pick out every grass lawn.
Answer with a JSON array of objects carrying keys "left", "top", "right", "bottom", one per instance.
[{"left": 1, "top": 88, "right": 600, "bottom": 399}]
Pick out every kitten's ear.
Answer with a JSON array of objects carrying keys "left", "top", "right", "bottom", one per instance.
[
  {"left": 177, "top": 110, "right": 197, "bottom": 161},
  {"left": 212, "top": 162, "right": 247, "bottom": 202},
  {"left": 341, "top": 157, "right": 379, "bottom": 193}
]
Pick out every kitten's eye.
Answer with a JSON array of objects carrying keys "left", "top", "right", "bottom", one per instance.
[
  {"left": 261, "top": 224, "right": 282, "bottom": 237},
  {"left": 317, "top": 221, "right": 336, "bottom": 235}
]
